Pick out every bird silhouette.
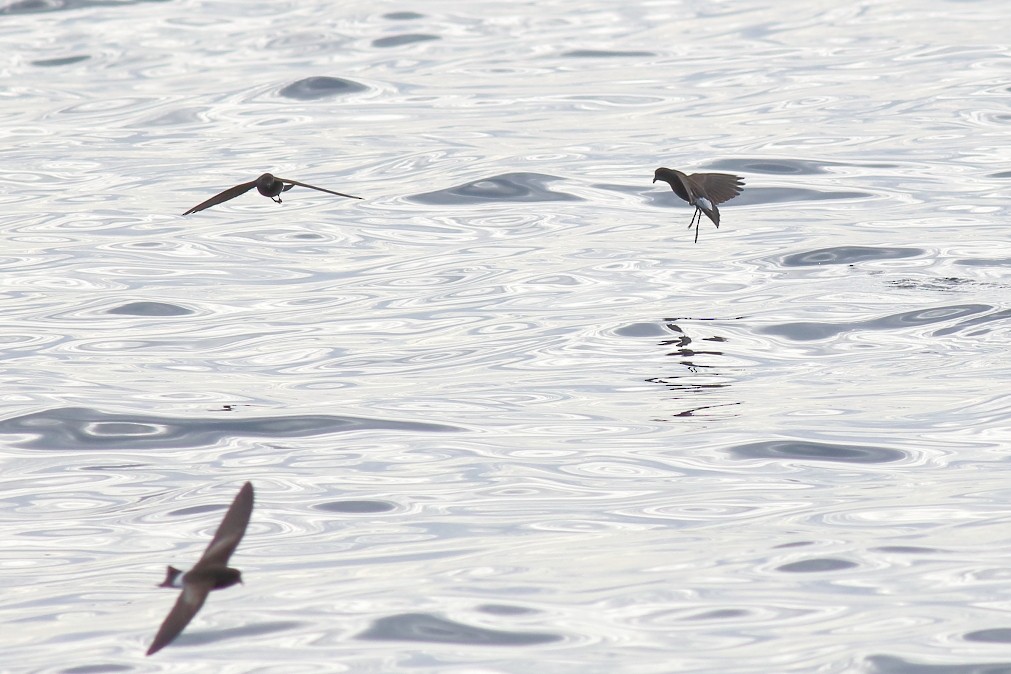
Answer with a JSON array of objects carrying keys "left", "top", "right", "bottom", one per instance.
[
  {"left": 653, "top": 168, "right": 745, "bottom": 243},
  {"left": 183, "top": 173, "right": 361, "bottom": 215},
  {"left": 147, "top": 482, "right": 254, "bottom": 656}
]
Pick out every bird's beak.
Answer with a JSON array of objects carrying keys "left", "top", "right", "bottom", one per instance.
[{"left": 652, "top": 178, "right": 657, "bottom": 183}]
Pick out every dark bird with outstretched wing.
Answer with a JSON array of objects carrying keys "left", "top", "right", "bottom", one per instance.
[
  {"left": 183, "top": 173, "right": 361, "bottom": 215},
  {"left": 653, "top": 168, "right": 745, "bottom": 243},
  {"left": 147, "top": 482, "right": 254, "bottom": 656}
]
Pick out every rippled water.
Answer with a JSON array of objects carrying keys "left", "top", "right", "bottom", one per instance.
[{"left": 2, "top": 0, "right": 1011, "bottom": 672}]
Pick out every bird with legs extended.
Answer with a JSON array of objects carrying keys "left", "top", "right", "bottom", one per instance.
[{"left": 653, "top": 167, "right": 744, "bottom": 243}]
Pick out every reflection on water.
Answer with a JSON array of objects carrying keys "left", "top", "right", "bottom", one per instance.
[
  {"left": 3, "top": 0, "right": 1011, "bottom": 671},
  {"left": 644, "top": 321, "right": 740, "bottom": 421}
]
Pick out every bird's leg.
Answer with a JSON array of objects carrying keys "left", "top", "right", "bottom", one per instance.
[
  {"left": 273, "top": 184, "right": 293, "bottom": 203},
  {"left": 689, "top": 207, "right": 703, "bottom": 230},
  {"left": 688, "top": 207, "right": 703, "bottom": 243}
]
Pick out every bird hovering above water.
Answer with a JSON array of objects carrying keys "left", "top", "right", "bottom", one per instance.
[
  {"left": 653, "top": 168, "right": 745, "bottom": 243},
  {"left": 182, "top": 173, "right": 361, "bottom": 215},
  {"left": 147, "top": 482, "right": 254, "bottom": 656}
]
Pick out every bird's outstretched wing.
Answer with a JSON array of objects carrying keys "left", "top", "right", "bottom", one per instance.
[
  {"left": 196, "top": 482, "right": 254, "bottom": 568},
  {"left": 146, "top": 581, "right": 213, "bottom": 655},
  {"left": 183, "top": 181, "right": 258, "bottom": 215},
  {"left": 275, "top": 177, "right": 362, "bottom": 200},
  {"left": 689, "top": 173, "right": 744, "bottom": 205}
]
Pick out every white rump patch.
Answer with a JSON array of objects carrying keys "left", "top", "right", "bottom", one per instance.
[{"left": 696, "top": 196, "right": 713, "bottom": 210}]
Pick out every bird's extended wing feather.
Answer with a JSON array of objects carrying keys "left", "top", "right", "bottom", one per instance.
[
  {"left": 689, "top": 173, "right": 744, "bottom": 205},
  {"left": 182, "top": 181, "right": 258, "bottom": 215},
  {"left": 275, "top": 177, "right": 362, "bottom": 200},
  {"left": 195, "top": 482, "right": 253, "bottom": 568},
  {"left": 146, "top": 581, "right": 212, "bottom": 655}
]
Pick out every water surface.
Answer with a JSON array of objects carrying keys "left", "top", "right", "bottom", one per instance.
[{"left": 2, "top": 1, "right": 1011, "bottom": 672}]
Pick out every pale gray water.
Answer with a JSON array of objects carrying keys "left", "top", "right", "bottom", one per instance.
[{"left": 2, "top": 0, "right": 1011, "bottom": 672}]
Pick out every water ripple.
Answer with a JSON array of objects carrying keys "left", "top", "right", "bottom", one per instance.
[
  {"left": 357, "top": 612, "right": 561, "bottom": 645},
  {"left": 0, "top": 407, "right": 459, "bottom": 450},
  {"left": 4, "top": 0, "right": 1011, "bottom": 671},
  {"left": 411, "top": 173, "right": 583, "bottom": 204}
]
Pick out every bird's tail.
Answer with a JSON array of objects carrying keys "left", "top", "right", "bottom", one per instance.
[
  {"left": 157, "top": 566, "right": 184, "bottom": 588},
  {"left": 695, "top": 199, "right": 720, "bottom": 228}
]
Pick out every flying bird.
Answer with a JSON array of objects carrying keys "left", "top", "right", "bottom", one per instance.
[
  {"left": 147, "top": 482, "right": 254, "bottom": 656},
  {"left": 653, "top": 168, "right": 745, "bottom": 243},
  {"left": 183, "top": 173, "right": 361, "bottom": 215}
]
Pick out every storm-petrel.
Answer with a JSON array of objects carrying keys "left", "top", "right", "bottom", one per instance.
[
  {"left": 653, "top": 168, "right": 745, "bottom": 243},
  {"left": 182, "top": 173, "right": 361, "bottom": 215},
  {"left": 146, "top": 481, "right": 254, "bottom": 656}
]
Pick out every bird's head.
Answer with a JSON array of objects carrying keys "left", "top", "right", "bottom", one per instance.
[{"left": 211, "top": 567, "right": 244, "bottom": 590}]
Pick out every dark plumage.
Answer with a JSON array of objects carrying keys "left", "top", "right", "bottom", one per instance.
[
  {"left": 147, "top": 482, "right": 254, "bottom": 656},
  {"left": 653, "top": 168, "right": 745, "bottom": 243},
  {"left": 183, "top": 173, "right": 361, "bottom": 215}
]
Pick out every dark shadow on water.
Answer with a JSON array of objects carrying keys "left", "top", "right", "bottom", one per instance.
[
  {"left": 32, "top": 55, "right": 90, "bottom": 66},
  {"left": 718, "top": 159, "right": 831, "bottom": 175},
  {"left": 931, "top": 307, "right": 1011, "bottom": 336},
  {"left": 687, "top": 608, "right": 749, "bottom": 620},
  {"left": 278, "top": 76, "right": 368, "bottom": 100},
  {"left": 2, "top": 0, "right": 165, "bottom": 14},
  {"left": 872, "top": 546, "right": 943, "bottom": 554},
  {"left": 560, "top": 49, "right": 655, "bottom": 58},
  {"left": 410, "top": 173, "right": 582, "bottom": 205},
  {"left": 772, "top": 541, "right": 815, "bottom": 550},
  {"left": 383, "top": 11, "right": 425, "bottom": 20},
  {"left": 372, "top": 34, "right": 439, "bottom": 48},
  {"left": 0, "top": 407, "right": 460, "bottom": 450},
  {"left": 645, "top": 185, "right": 866, "bottom": 209},
  {"left": 782, "top": 246, "right": 923, "bottom": 266},
  {"left": 956, "top": 257, "right": 1011, "bottom": 268},
  {"left": 357, "top": 613, "right": 561, "bottom": 646},
  {"left": 476, "top": 604, "right": 539, "bottom": 616},
  {"left": 709, "top": 158, "right": 902, "bottom": 175},
  {"left": 316, "top": 500, "right": 396, "bottom": 514},
  {"left": 965, "top": 629, "right": 1011, "bottom": 644},
  {"left": 106, "top": 301, "right": 193, "bottom": 316},
  {"left": 760, "top": 303, "right": 996, "bottom": 341},
  {"left": 729, "top": 440, "right": 906, "bottom": 464},
  {"left": 159, "top": 620, "right": 302, "bottom": 649},
  {"left": 742, "top": 186, "right": 868, "bottom": 204},
  {"left": 776, "top": 558, "right": 858, "bottom": 573},
  {"left": 867, "top": 654, "right": 1011, "bottom": 673}
]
